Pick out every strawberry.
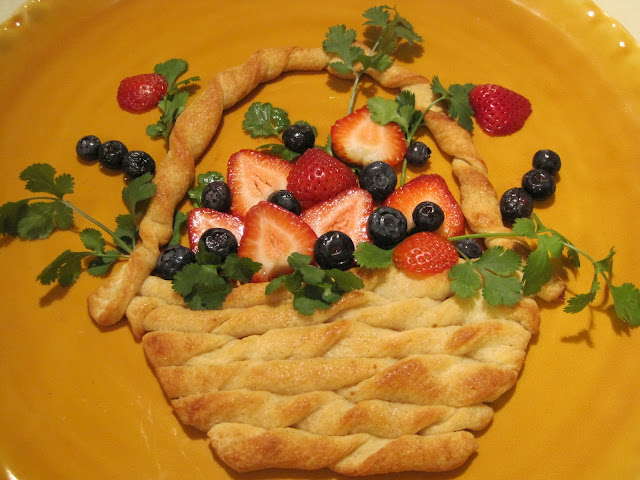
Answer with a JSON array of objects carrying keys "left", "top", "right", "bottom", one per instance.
[
  {"left": 117, "top": 73, "right": 168, "bottom": 112},
  {"left": 227, "top": 149, "right": 294, "bottom": 218},
  {"left": 187, "top": 208, "right": 244, "bottom": 252},
  {"left": 237, "top": 201, "right": 317, "bottom": 282},
  {"left": 330, "top": 106, "right": 407, "bottom": 167},
  {"left": 383, "top": 174, "right": 465, "bottom": 238},
  {"left": 468, "top": 84, "right": 532, "bottom": 136},
  {"left": 286, "top": 148, "right": 358, "bottom": 210},
  {"left": 392, "top": 232, "right": 459, "bottom": 275},
  {"left": 301, "top": 188, "right": 373, "bottom": 246}
]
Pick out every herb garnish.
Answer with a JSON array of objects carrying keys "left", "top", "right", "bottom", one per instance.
[{"left": 0, "top": 163, "right": 156, "bottom": 286}]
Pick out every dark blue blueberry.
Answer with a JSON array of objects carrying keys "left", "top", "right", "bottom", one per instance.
[
  {"left": 122, "top": 150, "right": 156, "bottom": 179},
  {"left": 404, "top": 141, "right": 432, "bottom": 167},
  {"left": 201, "top": 181, "right": 232, "bottom": 212},
  {"left": 282, "top": 123, "right": 315, "bottom": 154},
  {"left": 314, "top": 231, "right": 355, "bottom": 270},
  {"left": 76, "top": 135, "right": 101, "bottom": 161},
  {"left": 155, "top": 244, "right": 196, "bottom": 280},
  {"left": 367, "top": 206, "right": 407, "bottom": 249},
  {"left": 200, "top": 228, "right": 238, "bottom": 261},
  {"left": 98, "top": 140, "right": 128, "bottom": 170},
  {"left": 532, "top": 149, "right": 561, "bottom": 176},
  {"left": 455, "top": 238, "right": 483, "bottom": 259},
  {"left": 500, "top": 187, "right": 534, "bottom": 224},
  {"left": 268, "top": 190, "right": 301, "bottom": 215},
  {"left": 412, "top": 201, "right": 445, "bottom": 232},
  {"left": 522, "top": 169, "right": 556, "bottom": 201},
  {"left": 358, "top": 161, "right": 397, "bottom": 201}
]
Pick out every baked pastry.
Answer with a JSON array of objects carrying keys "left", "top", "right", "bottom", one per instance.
[{"left": 87, "top": 45, "right": 564, "bottom": 474}]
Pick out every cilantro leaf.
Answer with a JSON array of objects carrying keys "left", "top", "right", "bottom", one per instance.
[
  {"left": 449, "top": 262, "right": 483, "bottom": 298},
  {"left": 242, "top": 102, "right": 291, "bottom": 138},
  {"left": 122, "top": 172, "right": 156, "bottom": 216},
  {"left": 168, "top": 211, "right": 189, "bottom": 246},
  {"left": 187, "top": 171, "right": 225, "bottom": 207},
  {"left": 154, "top": 58, "right": 189, "bottom": 90},
  {"left": 0, "top": 200, "right": 28, "bottom": 236},
  {"left": 80, "top": 228, "right": 106, "bottom": 254},
  {"left": 37, "top": 250, "right": 92, "bottom": 287},
  {"left": 482, "top": 273, "right": 523, "bottom": 306},
  {"left": 221, "top": 254, "right": 262, "bottom": 284},
  {"left": 86, "top": 249, "right": 121, "bottom": 277},
  {"left": 172, "top": 263, "right": 232, "bottom": 310},
  {"left": 354, "top": 242, "right": 393, "bottom": 269},
  {"left": 430, "top": 76, "right": 475, "bottom": 132},
  {"left": 475, "top": 247, "right": 522, "bottom": 276},
  {"left": 18, "top": 202, "right": 59, "bottom": 239},
  {"left": 19, "top": 163, "right": 74, "bottom": 199},
  {"left": 610, "top": 283, "right": 640, "bottom": 327}
]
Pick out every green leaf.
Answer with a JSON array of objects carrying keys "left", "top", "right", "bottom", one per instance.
[
  {"left": 256, "top": 143, "right": 300, "bottom": 162},
  {"left": 154, "top": 58, "right": 189, "bottom": 89},
  {"left": 19, "top": 164, "right": 74, "bottom": 198},
  {"left": 610, "top": 283, "right": 640, "bottom": 327},
  {"left": 114, "top": 214, "right": 137, "bottom": 248},
  {"left": 293, "top": 295, "right": 329, "bottom": 316},
  {"left": 17, "top": 202, "right": 56, "bottom": 239},
  {"left": 354, "top": 242, "right": 393, "bottom": 269},
  {"left": 288, "top": 252, "right": 313, "bottom": 270},
  {"left": 564, "top": 290, "right": 598, "bottom": 314},
  {"left": 0, "top": 200, "right": 29, "bottom": 236},
  {"left": 242, "top": 102, "right": 291, "bottom": 138},
  {"left": 512, "top": 217, "right": 537, "bottom": 238},
  {"left": 87, "top": 250, "right": 122, "bottom": 277},
  {"left": 221, "top": 254, "right": 262, "bottom": 283},
  {"left": 80, "top": 228, "right": 106, "bottom": 254},
  {"left": 300, "top": 264, "right": 326, "bottom": 285},
  {"left": 475, "top": 246, "right": 522, "bottom": 276},
  {"left": 187, "top": 170, "right": 225, "bottom": 207},
  {"left": 363, "top": 5, "right": 390, "bottom": 27},
  {"left": 37, "top": 250, "right": 91, "bottom": 287},
  {"left": 522, "top": 241, "right": 552, "bottom": 296},
  {"left": 327, "top": 268, "right": 365, "bottom": 292},
  {"left": 430, "top": 77, "right": 475, "bottom": 132},
  {"left": 449, "top": 262, "right": 483, "bottom": 298},
  {"left": 265, "top": 276, "right": 284, "bottom": 295},
  {"left": 323, "top": 25, "right": 362, "bottom": 71},
  {"left": 168, "top": 211, "right": 189, "bottom": 246},
  {"left": 122, "top": 172, "right": 156, "bottom": 215},
  {"left": 172, "top": 263, "right": 232, "bottom": 310},
  {"left": 482, "top": 273, "right": 522, "bottom": 306}
]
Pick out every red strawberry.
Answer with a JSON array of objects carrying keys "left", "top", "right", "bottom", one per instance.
[
  {"left": 392, "top": 232, "right": 459, "bottom": 275},
  {"left": 383, "top": 174, "right": 465, "bottom": 238},
  {"left": 227, "top": 149, "right": 294, "bottom": 218},
  {"left": 330, "top": 106, "right": 407, "bottom": 167},
  {"left": 468, "top": 84, "right": 532, "bottom": 136},
  {"left": 237, "top": 201, "right": 317, "bottom": 282},
  {"left": 286, "top": 148, "right": 358, "bottom": 210},
  {"left": 301, "top": 188, "right": 373, "bottom": 246},
  {"left": 117, "top": 73, "right": 168, "bottom": 112},
  {"left": 187, "top": 208, "right": 244, "bottom": 252}
]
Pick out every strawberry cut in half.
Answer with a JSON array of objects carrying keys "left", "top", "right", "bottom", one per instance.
[
  {"left": 468, "top": 84, "right": 532, "bottom": 136},
  {"left": 286, "top": 148, "right": 358, "bottom": 210},
  {"left": 187, "top": 208, "right": 244, "bottom": 252},
  {"left": 301, "top": 188, "right": 373, "bottom": 247},
  {"left": 392, "top": 232, "right": 459, "bottom": 275},
  {"left": 330, "top": 106, "right": 407, "bottom": 167},
  {"left": 383, "top": 174, "right": 465, "bottom": 238},
  {"left": 227, "top": 149, "right": 294, "bottom": 218},
  {"left": 117, "top": 73, "right": 168, "bottom": 112},
  {"left": 237, "top": 201, "right": 317, "bottom": 282}
]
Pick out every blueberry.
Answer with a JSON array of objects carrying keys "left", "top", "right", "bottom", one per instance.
[
  {"left": 500, "top": 187, "right": 534, "bottom": 224},
  {"left": 412, "top": 201, "right": 445, "bottom": 232},
  {"left": 404, "top": 141, "right": 432, "bottom": 167},
  {"left": 358, "top": 161, "right": 397, "bottom": 201},
  {"left": 200, "top": 228, "right": 238, "bottom": 260},
  {"left": 367, "top": 206, "right": 407, "bottom": 249},
  {"left": 201, "top": 181, "right": 232, "bottom": 212},
  {"left": 122, "top": 150, "right": 156, "bottom": 179},
  {"left": 522, "top": 169, "right": 556, "bottom": 201},
  {"left": 267, "top": 190, "right": 301, "bottom": 215},
  {"left": 154, "top": 244, "right": 195, "bottom": 280},
  {"left": 76, "top": 135, "right": 101, "bottom": 161},
  {"left": 455, "top": 238, "right": 483, "bottom": 259},
  {"left": 282, "top": 123, "right": 315, "bottom": 154},
  {"left": 532, "top": 149, "right": 561, "bottom": 175},
  {"left": 314, "top": 231, "right": 355, "bottom": 270},
  {"left": 98, "top": 140, "right": 128, "bottom": 170}
]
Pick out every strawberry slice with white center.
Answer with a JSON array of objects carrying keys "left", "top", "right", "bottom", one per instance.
[
  {"left": 330, "top": 106, "right": 407, "bottom": 167},
  {"left": 238, "top": 201, "right": 317, "bottom": 282},
  {"left": 227, "top": 149, "right": 294, "bottom": 218},
  {"left": 301, "top": 188, "right": 373, "bottom": 246},
  {"left": 187, "top": 208, "right": 245, "bottom": 252},
  {"left": 383, "top": 174, "right": 465, "bottom": 238}
]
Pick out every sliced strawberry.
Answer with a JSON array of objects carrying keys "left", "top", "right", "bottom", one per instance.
[
  {"left": 392, "top": 232, "right": 459, "bottom": 275},
  {"left": 117, "top": 73, "right": 168, "bottom": 112},
  {"left": 301, "top": 188, "right": 373, "bottom": 247},
  {"left": 237, "top": 201, "right": 317, "bottom": 282},
  {"left": 383, "top": 174, "right": 465, "bottom": 238},
  {"left": 187, "top": 208, "right": 244, "bottom": 252},
  {"left": 330, "top": 106, "right": 407, "bottom": 167},
  {"left": 227, "top": 149, "right": 294, "bottom": 218},
  {"left": 286, "top": 148, "right": 358, "bottom": 210},
  {"left": 468, "top": 84, "right": 532, "bottom": 136}
]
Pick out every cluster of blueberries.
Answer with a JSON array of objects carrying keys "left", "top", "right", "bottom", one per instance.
[{"left": 75, "top": 135, "right": 156, "bottom": 179}]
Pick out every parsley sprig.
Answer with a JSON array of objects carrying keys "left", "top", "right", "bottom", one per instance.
[
  {"left": 146, "top": 59, "right": 200, "bottom": 143},
  {"left": 323, "top": 6, "right": 423, "bottom": 114},
  {"left": 172, "top": 242, "right": 262, "bottom": 310},
  {"left": 0, "top": 163, "right": 156, "bottom": 286},
  {"left": 266, "top": 252, "right": 364, "bottom": 315},
  {"left": 241, "top": 102, "right": 318, "bottom": 161}
]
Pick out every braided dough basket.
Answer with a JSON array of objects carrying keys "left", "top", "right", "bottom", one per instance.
[{"left": 86, "top": 46, "right": 565, "bottom": 475}]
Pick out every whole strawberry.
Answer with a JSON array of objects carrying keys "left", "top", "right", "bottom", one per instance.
[
  {"left": 287, "top": 148, "right": 358, "bottom": 210},
  {"left": 117, "top": 73, "right": 168, "bottom": 112},
  {"left": 392, "top": 231, "right": 459, "bottom": 275},
  {"left": 468, "top": 84, "right": 532, "bottom": 136}
]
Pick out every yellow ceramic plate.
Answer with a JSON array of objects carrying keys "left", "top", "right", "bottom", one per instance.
[{"left": 1, "top": 1, "right": 639, "bottom": 479}]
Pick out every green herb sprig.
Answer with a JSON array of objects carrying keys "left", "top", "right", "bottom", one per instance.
[
  {"left": 0, "top": 163, "right": 156, "bottom": 286},
  {"left": 146, "top": 59, "right": 200, "bottom": 143}
]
